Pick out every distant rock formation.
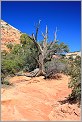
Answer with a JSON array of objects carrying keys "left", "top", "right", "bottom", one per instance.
[
  {"left": 1, "top": 20, "right": 22, "bottom": 51},
  {"left": 66, "top": 51, "right": 81, "bottom": 59}
]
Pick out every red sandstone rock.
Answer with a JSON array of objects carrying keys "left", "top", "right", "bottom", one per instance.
[{"left": 1, "top": 20, "right": 22, "bottom": 51}]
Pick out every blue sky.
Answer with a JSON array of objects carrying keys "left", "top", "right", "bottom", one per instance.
[{"left": 1, "top": 1, "right": 81, "bottom": 52}]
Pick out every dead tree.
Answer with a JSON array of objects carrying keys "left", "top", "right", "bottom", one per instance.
[{"left": 27, "top": 20, "right": 58, "bottom": 77}]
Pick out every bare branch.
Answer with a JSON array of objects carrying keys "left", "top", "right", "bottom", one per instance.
[
  {"left": 41, "top": 32, "right": 45, "bottom": 38},
  {"left": 49, "top": 27, "right": 59, "bottom": 49},
  {"left": 54, "top": 27, "right": 57, "bottom": 41},
  {"left": 39, "top": 20, "right": 41, "bottom": 24},
  {"left": 48, "top": 49, "right": 57, "bottom": 54},
  {"left": 28, "top": 35, "right": 43, "bottom": 53},
  {"left": 43, "top": 25, "right": 48, "bottom": 55},
  {"left": 32, "top": 33, "right": 35, "bottom": 40},
  {"left": 48, "top": 41, "right": 53, "bottom": 47},
  {"left": 35, "top": 20, "right": 41, "bottom": 42},
  {"left": 46, "top": 25, "right": 48, "bottom": 36}
]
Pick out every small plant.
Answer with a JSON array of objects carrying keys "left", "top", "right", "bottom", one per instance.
[
  {"left": 6, "top": 23, "right": 9, "bottom": 26},
  {"left": 1, "top": 25, "right": 4, "bottom": 28},
  {"left": 6, "top": 43, "right": 13, "bottom": 50},
  {"left": 2, "top": 80, "right": 10, "bottom": 85}
]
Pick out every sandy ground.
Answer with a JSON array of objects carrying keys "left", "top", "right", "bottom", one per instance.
[{"left": 1, "top": 74, "right": 81, "bottom": 121}]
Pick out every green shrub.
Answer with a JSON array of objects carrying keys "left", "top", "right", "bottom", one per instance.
[
  {"left": 1, "top": 33, "right": 38, "bottom": 81},
  {"left": 20, "top": 33, "right": 34, "bottom": 46},
  {"left": 2, "top": 80, "right": 10, "bottom": 85},
  {"left": 68, "top": 56, "right": 81, "bottom": 104},
  {"left": 6, "top": 43, "right": 13, "bottom": 50},
  {"left": 2, "top": 53, "right": 25, "bottom": 74}
]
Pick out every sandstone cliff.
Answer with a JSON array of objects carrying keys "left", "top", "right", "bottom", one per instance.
[{"left": 1, "top": 20, "right": 22, "bottom": 51}]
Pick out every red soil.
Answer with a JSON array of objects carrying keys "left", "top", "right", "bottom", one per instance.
[{"left": 1, "top": 74, "right": 81, "bottom": 121}]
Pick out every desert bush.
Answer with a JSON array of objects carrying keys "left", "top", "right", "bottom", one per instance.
[
  {"left": 20, "top": 33, "right": 35, "bottom": 47},
  {"left": 1, "top": 47, "right": 26, "bottom": 74},
  {"left": 68, "top": 56, "right": 81, "bottom": 104},
  {"left": 45, "top": 58, "right": 67, "bottom": 78}
]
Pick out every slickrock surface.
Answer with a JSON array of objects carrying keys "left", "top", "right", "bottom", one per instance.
[
  {"left": 1, "top": 20, "right": 22, "bottom": 51},
  {"left": 1, "top": 74, "right": 81, "bottom": 121}
]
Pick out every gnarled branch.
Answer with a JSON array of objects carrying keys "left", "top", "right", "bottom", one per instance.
[{"left": 49, "top": 27, "right": 59, "bottom": 49}]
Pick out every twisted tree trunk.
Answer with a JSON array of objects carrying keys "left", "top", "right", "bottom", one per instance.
[
  {"left": 36, "top": 54, "right": 45, "bottom": 76},
  {"left": 17, "top": 21, "right": 58, "bottom": 77}
]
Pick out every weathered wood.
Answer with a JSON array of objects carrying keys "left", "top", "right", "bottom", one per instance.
[
  {"left": 27, "top": 21, "right": 58, "bottom": 77},
  {"left": 15, "top": 68, "right": 40, "bottom": 77}
]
